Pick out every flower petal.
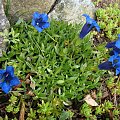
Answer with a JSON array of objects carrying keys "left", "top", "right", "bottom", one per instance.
[
  {"left": 0, "top": 69, "right": 5, "bottom": 79},
  {"left": 79, "top": 23, "right": 91, "bottom": 39},
  {"left": 106, "top": 41, "right": 116, "bottom": 48},
  {"left": 0, "top": 82, "right": 2, "bottom": 87},
  {"left": 6, "top": 66, "right": 14, "bottom": 77},
  {"left": 31, "top": 19, "right": 36, "bottom": 27},
  {"left": 109, "top": 49, "right": 120, "bottom": 56},
  {"left": 35, "top": 26, "right": 43, "bottom": 32},
  {"left": 115, "top": 40, "right": 120, "bottom": 48},
  {"left": 118, "top": 34, "right": 120, "bottom": 38},
  {"left": 93, "top": 22, "right": 100, "bottom": 32},
  {"left": 116, "top": 67, "right": 120, "bottom": 75},
  {"left": 113, "top": 47, "right": 120, "bottom": 54},
  {"left": 40, "top": 13, "right": 48, "bottom": 22},
  {"left": 83, "top": 14, "right": 93, "bottom": 24},
  {"left": 1, "top": 82, "right": 11, "bottom": 94},
  {"left": 10, "top": 76, "right": 20, "bottom": 87},
  {"left": 108, "top": 52, "right": 118, "bottom": 63},
  {"left": 115, "top": 61, "right": 120, "bottom": 67},
  {"left": 98, "top": 61, "right": 113, "bottom": 70},
  {"left": 82, "top": 14, "right": 100, "bottom": 32},
  {"left": 42, "top": 22, "right": 50, "bottom": 29},
  {"left": 33, "top": 12, "right": 40, "bottom": 19},
  {"left": 0, "top": 69, "right": 6, "bottom": 74}
]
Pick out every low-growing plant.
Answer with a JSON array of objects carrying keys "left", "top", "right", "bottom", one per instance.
[
  {"left": 0, "top": 5, "right": 120, "bottom": 118},
  {"left": 96, "top": 3, "right": 120, "bottom": 41},
  {"left": 0, "top": 18, "right": 106, "bottom": 119},
  {"left": 5, "top": 95, "right": 20, "bottom": 114}
]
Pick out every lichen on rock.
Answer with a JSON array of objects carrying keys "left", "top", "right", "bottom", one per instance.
[
  {"left": 0, "top": 0, "right": 10, "bottom": 57},
  {"left": 3, "top": 0, "right": 55, "bottom": 21},
  {"left": 49, "top": 0, "right": 96, "bottom": 24}
]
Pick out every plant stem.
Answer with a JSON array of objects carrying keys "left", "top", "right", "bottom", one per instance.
[{"left": 43, "top": 31, "right": 57, "bottom": 43}]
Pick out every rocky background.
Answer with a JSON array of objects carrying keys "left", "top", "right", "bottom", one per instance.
[
  {"left": 48, "top": 0, "right": 95, "bottom": 24},
  {"left": 0, "top": 0, "right": 9, "bottom": 57},
  {"left": 3, "top": 0, "right": 55, "bottom": 21},
  {"left": 3, "top": 0, "right": 96, "bottom": 23}
]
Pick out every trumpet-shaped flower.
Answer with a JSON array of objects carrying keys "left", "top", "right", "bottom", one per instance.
[
  {"left": 108, "top": 51, "right": 120, "bottom": 67},
  {"left": 32, "top": 12, "right": 50, "bottom": 32},
  {"left": 98, "top": 61, "right": 113, "bottom": 70},
  {"left": 98, "top": 51, "right": 120, "bottom": 75},
  {"left": 106, "top": 34, "right": 120, "bottom": 54},
  {"left": 0, "top": 66, "right": 20, "bottom": 94},
  {"left": 79, "top": 14, "right": 100, "bottom": 39}
]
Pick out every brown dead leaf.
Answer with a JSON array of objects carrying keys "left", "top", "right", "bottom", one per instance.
[
  {"left": 84, "top": 94, "right": 98, "bottom": 106},
  {"left": 19, "top": 101, "right": 25, "bottom": 120},
  {"left": 25, "top": 79, "right": 31, "bottom": 84},
  {"left": 26, "top": 91, "right": 34, "bottom": 96},
  {"left": 30, "top": 81, "right": 35, "bottom": 90},
  {"left": 30, "top": 76, "right": 35, "bottom": 90},
  {"left": 25, "top": 73, "right": 31, "bottom": 79},
  {"left": 91, "top": 90, "right": 97, "bottom": 99}
]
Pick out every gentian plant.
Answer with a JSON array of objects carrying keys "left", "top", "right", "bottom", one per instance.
[
  {"left": 79, "top": 14, "right": 100, "bottom": 39},
  {"left": 99, "top": 34, "right": 120, "bottom": 74},
  {"left": 99, "top": 51, "right": 120, "bottom": 75},
  {"left": 106, "top": 34, "right": 120, "bottom": 54},
  {"left": 31, "top": 12, "right": 50, "bottom": 32},
  {"left": 0, "top": 66, "right": 20, "bottom": 94}
]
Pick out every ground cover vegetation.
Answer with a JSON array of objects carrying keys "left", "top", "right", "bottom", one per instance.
[{"left": 0, "top": 1, "right": 120, "bottom": 120}]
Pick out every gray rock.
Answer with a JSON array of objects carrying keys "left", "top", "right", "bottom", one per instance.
[
  {"left": 3, "top": 0, "right": 55, "bottom": 21},
  {"left": 49, "top": 0, "right": 96, "bottom": 24},
  {"left": 0, "top": 0, "right": 10, "bottom": 57},
  {"left": 0, "top": 0, "right": 9, "bottom": 31}
]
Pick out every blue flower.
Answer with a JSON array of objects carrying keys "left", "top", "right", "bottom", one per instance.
[
  {"left": 98, "top": 61, "right": 113, "bottom": 70},
  {"left": 106, "top": 34, "right": 120, "bottom": 54},
  {"left": 116, "top": 67, "right": 120, "bottom": 75},
  {"left": 79, "top": 14, "right": 100, "bottom": 39},
  {"left": 108, "top": 51, "right": 120, "bottom": 67},
  {"left": 98, "top": 51, "right": 120, "bottom": 75},
  {"left": 31, "top": 12, "right": 50, "bottom": 32},
  {"left": 0, "top": 66, "right": 20, "bottom": 94}
]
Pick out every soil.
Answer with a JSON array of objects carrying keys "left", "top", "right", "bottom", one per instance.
[{"left": 92, "top": 0, "right": 120, "bottom": 8}]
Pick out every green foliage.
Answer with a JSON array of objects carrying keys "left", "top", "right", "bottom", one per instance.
[
  {"left": 59, "top": 110, "right": 74, "bottom": 120},
  {"left": 106, "top": 76, "right": 120, "bottom": 96},
  {"left": 37, "top": 101, "right": 54, "bottom": 116},
  {"left": 96, "top": 100, "right": 113, "bottom": 115},
  {"left": 0, "top": 19, "right": 106, "bottom": 119},
  {"left": 5, "top": 94, "right": 20, "bottom": 114},
  {"left": 113, "top": 109, "right": 120, "bottom": 116},
  {"left": 96, "top": 3, "right": 120, "bottom": 40},
  {"left": 80, "top": 100, "right": 120, "bottom": 119},
  {"left": 95, "top": 100, "right": 120, "bottom": 120},
  {"left": 26, "top": 108, "right": 37, "bottom": 120},
  {"left": 80, "top": 103, "right": 97, "bottom": 120},
  {"left": 0, "top": 28, "right": 20, "bottom": 44},
  {"left": 81, "top": 103, "right": 92, "bottom": 118}
]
